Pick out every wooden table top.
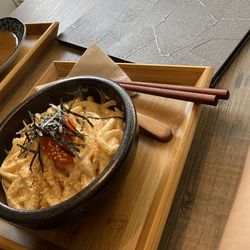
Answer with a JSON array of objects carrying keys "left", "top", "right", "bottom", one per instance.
[{"left": 0, "top": 0, "right": 249, "bottom": 249}]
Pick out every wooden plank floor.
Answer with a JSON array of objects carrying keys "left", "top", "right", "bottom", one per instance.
[{"left": 159, "top": 37, "right": 250, "bottom": 250}]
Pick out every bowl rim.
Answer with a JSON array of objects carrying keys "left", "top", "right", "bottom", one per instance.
[
  {"left": 0, "top": 17, "right": 26, "bottom": 73},
  {"left": 0, "top": 76, "right": 137, "bottom": 224}
]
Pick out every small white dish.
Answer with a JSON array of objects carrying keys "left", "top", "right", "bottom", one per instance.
[{"left": 0, "top": 17, "right": 26, "bottom": 74}]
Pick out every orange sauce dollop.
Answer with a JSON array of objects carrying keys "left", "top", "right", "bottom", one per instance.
[
  {"left": 0, "top": 31, "right": 18, "bottom": 65},
  {"left": 40, "top": 136, "right": 74, "bottom": 168},
  {"left": 40, "top": 116, "right": 76, "bottom": 168}
]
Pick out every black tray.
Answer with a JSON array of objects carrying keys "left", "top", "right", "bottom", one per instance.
[{"left": 58, "top": 0, "right": 250, "bottom": 87}]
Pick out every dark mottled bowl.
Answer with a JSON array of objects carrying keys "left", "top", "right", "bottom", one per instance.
[
  {"left": 0, "top": 76, "right": 138, "bottom": 229},
  {"left": 0, "top": 17, "right": 26, "bottom": 73}
]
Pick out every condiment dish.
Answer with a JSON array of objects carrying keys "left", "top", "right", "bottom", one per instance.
[{"left": 0, "top": 17, "right": 26, "bottom": 73}]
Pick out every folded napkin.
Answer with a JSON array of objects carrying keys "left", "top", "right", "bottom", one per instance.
[
  {"left": 36, "top": 43, "right": 132, "bottom": 92},
  {"left": 67, "top": 43, "right": 130, "bottom": 81}
]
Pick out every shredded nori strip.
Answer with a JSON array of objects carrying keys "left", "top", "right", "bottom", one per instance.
[
  {"left": 16, "top": 95, "right": 123, "bottom": 171},
  {"left": 16, "top": 101, "right": 86, "bottom": 170},
  {"left": 61, "top": 104, "right": 94, "bottom": 128}
]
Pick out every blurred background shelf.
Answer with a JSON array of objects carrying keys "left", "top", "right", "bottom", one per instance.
[
  {"left": 0, "top": 0, "right": 24, "bottom": 17},
  {"left": 0, "top": 0, "right": 16, "bottom": 17}
]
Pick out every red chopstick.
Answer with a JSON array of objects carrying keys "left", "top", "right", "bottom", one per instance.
[
  {"left": 116, "top": 80, "right": 230, "bottom": 106},
  {"left": 118, "top": 80, "right": 229, "bottom": 100}
]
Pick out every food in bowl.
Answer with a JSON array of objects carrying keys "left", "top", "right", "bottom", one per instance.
[
  {"left": 0, "top": 95, "right": 125, "bottom": 210},
  {"left": 0, "top": 77, "right": 137, "bottom": 228}
]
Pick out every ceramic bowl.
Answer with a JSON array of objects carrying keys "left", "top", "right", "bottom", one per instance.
[
  {"left": 0, "top": 17, "right": 26, "bottom": 73},
  {"left": 0, "top": 76, "right": 138, "bottom": 229}
]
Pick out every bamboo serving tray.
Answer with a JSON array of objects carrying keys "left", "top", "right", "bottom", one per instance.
[
  {"left": 0, "top": 22, "right": 59, "bottom": 102},
  {"left": 16, "top": 61, "right": 213, "bottom": 249}
]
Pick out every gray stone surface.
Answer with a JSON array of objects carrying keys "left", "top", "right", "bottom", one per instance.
[{"left": 58, "top": 0, "right": 250, "bottom": 83}]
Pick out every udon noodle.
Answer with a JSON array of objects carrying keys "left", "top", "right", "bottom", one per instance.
[{"left": 0, "top": 96, "right": 124, "bottom": 210}]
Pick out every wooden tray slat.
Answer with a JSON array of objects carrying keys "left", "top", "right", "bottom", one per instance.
[
  {"left": 0, "top": 22, "right": 59, "bottom": 102},
  {"left": 22, "top": 61, "right": 213, "bottom": 250}
]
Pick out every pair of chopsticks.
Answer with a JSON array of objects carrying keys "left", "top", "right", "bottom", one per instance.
[{"left": 117, "top": 80, "right": 230, "bottom": 105}]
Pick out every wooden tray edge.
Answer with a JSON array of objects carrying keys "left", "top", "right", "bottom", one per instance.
[
  {"left": 28, "top": 60, "right": 213, "bottom": 249},
  {"left": 52, "top": 60, "right": 212, "bottom": 70},
  {"left": 139, "top": 67, "right": 214, "bottom": 249},
  {"left": 0, "top": 22, "right": 59, "bottom": 102}
]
